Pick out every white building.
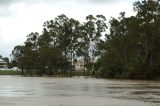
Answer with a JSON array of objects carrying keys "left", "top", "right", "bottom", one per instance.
[
  {"left": 75, "top": 59, "right": 84, "bottom": 71},
  {"left": 0, "top": 59, "right": 7, "bottom": 68}
]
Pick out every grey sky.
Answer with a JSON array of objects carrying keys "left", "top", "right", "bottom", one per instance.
[{"left": 0, "top": 0, "right": 139, "bottom": 58}]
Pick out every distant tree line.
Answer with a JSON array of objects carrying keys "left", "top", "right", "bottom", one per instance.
[
  {"left": 11, "top": 14, "right": 107, "bottom": 76},
  {"left": 11, "top": 0, "right": 160, "bottom": 79}
]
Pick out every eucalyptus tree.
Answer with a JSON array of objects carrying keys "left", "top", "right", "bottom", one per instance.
[
  {"left": 12, "top": 45, "right": 25, "bottom": 75},
  {"left": 12, "top": 32, "right": 40, "bottom": 75},
  {"left": 68, "top": 18, "right": 80, "bottom": 64},
  {"left": 42, "top": 14, "right": 82, "bottom": 76},
  {"left": 42, "top": 14, "right": 72, "bottom": 75},
  {"left": 133, "top": 0, "right": 160, "bottom": 79},
  {"left": 79, "top": 15, "right": 107, "bottom": 75},
  {"left": 66, "top": 18, "right": 81, "bottom": 76},
  {"left": 99, "top": 13, "right": 144, "bottom": 78},
  {"left": 97, "top": 0, "right": 160, "bottom": 79},
  {"left": 37, "top": 27, "right": 54, "bottom": 75},
  {"left": 24, "top": 32, "right": 40, "bottom": 75}
]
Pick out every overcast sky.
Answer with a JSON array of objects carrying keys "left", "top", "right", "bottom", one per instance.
[{"left": 0, "top": 0, "right": 139, "bottom": 58}]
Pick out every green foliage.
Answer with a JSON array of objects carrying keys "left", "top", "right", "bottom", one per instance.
[
  {"left": 11, "top": 14, "right": 107, "bottom": 76},
  {"left": 11, "top": 0, "right": 160, "bottom": 79},
  {"left": 97, "top": 0, "right": 160, "bottom": 79}
]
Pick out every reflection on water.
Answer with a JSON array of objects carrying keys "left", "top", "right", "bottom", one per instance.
[{"left": 0, "top": 76, "right": 160, "bottom": 106}]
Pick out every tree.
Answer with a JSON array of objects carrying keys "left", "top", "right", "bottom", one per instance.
[
  {"left": 42, "top": 14, "right": 71, "bottom": 75},
  {"left": 0, "top": 55, "right": 2, "bottom": 59},
  {"left": 12, "top": 45, "right": 25, "bottom": 75},
  {"left": 25, "top": 32, "right": 40, "bottom": 74},
  {"left": 79, "top": 15, "right": 107, "bottom": 75},
  {"left": 134, "top": 0, "right": 160, "bottom": 79},
  {"left": 42, "top": 14, "right": 81, "bottom": 76},
  {"left": 97, "top": 0, "right": 160, "bottom": 79}
]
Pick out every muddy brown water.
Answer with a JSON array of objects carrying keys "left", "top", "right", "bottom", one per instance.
[{"left": 0, "top": 76, "right": 160, "bottom": 106}]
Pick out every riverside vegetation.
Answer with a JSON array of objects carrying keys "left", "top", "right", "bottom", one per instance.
[{"left": 11, "top": 0, "right": 160, "bottom": 79}]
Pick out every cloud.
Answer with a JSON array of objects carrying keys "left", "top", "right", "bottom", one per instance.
[
  {"left": 0, "top": 0, "right": 14, "bottom": 5},
  {"left": 0, "top": 0, "right": 132, "bottom": 6},
  {"left": 0, "top": 0, "right": 137, "bottom": 15},
  {"left": 0, "top": 7, "right": 11, "bottom": 17},
  {"left": 88, "top": 0, "right": 117, "bottom": 4}
]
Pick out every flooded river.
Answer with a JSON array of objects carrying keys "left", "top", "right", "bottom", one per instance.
[{"left": 0, "top": 76, "right": 160, "bottom": 106}]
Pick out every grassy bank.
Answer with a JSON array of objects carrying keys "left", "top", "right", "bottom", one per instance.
[
  {"left": 0, "top": 71, "right": 21, "bottom": 75},
  {"left": 0, "top": 70, "right": 99, "bottom": 77}
]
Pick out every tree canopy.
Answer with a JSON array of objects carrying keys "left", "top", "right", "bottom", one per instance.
[{"left": 11, "top": 0, "right": 160, "bottom": 79}]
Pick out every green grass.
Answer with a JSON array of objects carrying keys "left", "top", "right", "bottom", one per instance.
[
  {"left": 0, "top": 71, "right": 21, "bottom": 75},
  {"left": 0, "top": 70, "right": 98, "bottom": 76}
]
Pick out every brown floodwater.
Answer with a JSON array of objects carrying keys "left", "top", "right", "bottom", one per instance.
[{"left": 0, "top": 76, "right": 160, "bottom": 106}]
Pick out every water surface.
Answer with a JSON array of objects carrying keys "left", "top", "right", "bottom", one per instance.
[{"left": 0, "top": 76, "right": 160, "bottom": 106}]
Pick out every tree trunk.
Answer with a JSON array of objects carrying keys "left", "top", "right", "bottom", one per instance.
[{"left": 21, "top": 68, "right": 24, "bottom": 75}]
